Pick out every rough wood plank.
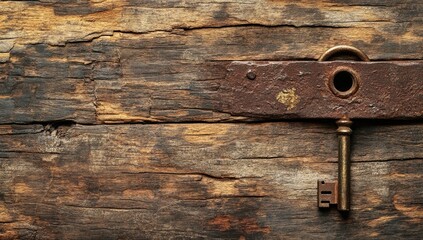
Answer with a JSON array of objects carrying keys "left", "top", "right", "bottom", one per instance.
[
  {"left": 1, "top": 1, "right": 421, "bottom": 48},
  {"left": 0, "top": 122, "right": 422, "bottom": 239},
  {"left": 0, "top": 0, "right": 422, "bottom": 123},
  {"left": 0, "top": 43, "right": 98, "bottom": 124},
  {"left": 0, "top": 1, "right": 422, "bottom": 239}
]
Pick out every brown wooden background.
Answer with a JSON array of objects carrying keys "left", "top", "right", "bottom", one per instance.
[{"left": 0, "top": 1, "right": 422, "bottom": 239}]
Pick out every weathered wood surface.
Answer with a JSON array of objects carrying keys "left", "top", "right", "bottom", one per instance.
[
  {"left": 0, "top": 122, "right": 422, "bottom": 239},
  {"left": 1, "top": 0, "right": 423, "bottom": 239},
  {"left": 0, "top": 0, "right": 422, "bottom": 123}
]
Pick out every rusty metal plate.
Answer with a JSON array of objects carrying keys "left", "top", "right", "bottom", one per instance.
[{"left": 219, "top": 61, "right": 423, "bottom": 119}]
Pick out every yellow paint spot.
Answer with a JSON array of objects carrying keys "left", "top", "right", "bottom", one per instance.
[{"left": 276, "top": 88, "right": 300, "bottom": 110}]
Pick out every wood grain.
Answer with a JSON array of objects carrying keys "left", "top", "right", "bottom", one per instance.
[
  {"left": 0, "top": 122, "right": 422, "bottom": 239},
  {"left": 1, "top": 1, "right": 422, "bottom": 239},
  {"left": 0, "top": 0, "right": 422, "bottom": 123}
]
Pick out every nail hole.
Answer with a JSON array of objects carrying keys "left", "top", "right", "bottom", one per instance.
[
  {"left": 321, "top": 191, "right": 332, "bottom": 194},
  {"left": 321, "top": 181, "right": 325, "bottom": 184},
  {"left": 246, "top": 71, "right": 256, "bottom": 80},
  {"left": 333, "top": 71, "right": 354, "bottom": 92},
  {"left": 321, "top": 200, "right": 330, "bottom": 203}
]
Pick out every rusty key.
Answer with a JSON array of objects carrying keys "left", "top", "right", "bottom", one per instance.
[
  {"left": 317, "top": 116, "right": 352, "bottom": 212},
  {"left": 336, "top": 116, "right": 352, "bottom": 212}
]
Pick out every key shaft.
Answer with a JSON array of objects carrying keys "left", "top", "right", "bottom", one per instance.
[{"left": 336, "top": 117, "right": 352, "bottom": 212}]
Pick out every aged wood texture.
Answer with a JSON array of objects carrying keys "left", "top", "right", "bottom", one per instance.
[
  {"left": 1, "top": 0, "right": 422, "bottom": 239},
  {"left": 0, "top": 0, "right": 422, "bottom": 123},
  {"left": 0, "top": 122, "right": 422, "bottom": 239}
]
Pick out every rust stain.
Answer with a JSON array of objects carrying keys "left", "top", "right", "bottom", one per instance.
[
  {"left": 209, "top": 215, "right": 232, "bottom": 231},
  {"left": 0, "top": 230, "right": 19, "bottom": 240},
  {"left": 276, "top": 88, "right": 300, "bottom": 110},
  {"left": 240, "top": 218, "right": 271, "bottom": 234}
]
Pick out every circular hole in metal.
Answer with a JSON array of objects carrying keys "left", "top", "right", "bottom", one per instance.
[
  {"left": 333, "top": 71, "right": 354, "bottom": 92},
  {"left": 329, "top": 68, "right": 359, "bottom": 98}
]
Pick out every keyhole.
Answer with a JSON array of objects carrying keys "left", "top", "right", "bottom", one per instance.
[
  {"left": 333, "top": 71, "right": 354, "bottom": 92},
  {"left": 329, "top": 68, "right": 359, "bottom": 98}
]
